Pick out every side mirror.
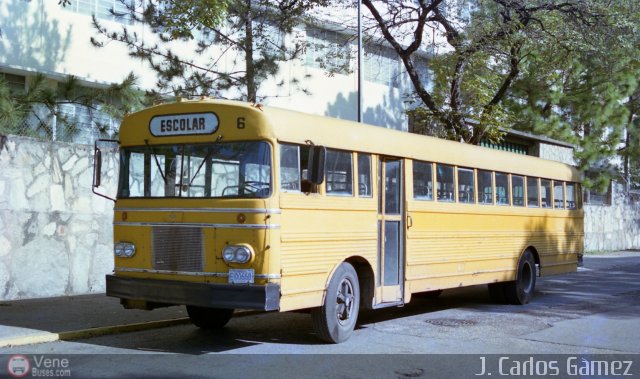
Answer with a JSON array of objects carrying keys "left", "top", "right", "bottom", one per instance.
[
  {"left": 92, "top": 139, "right": 118, "bottom": 202},
  {"left": 307, "top": 145, "right": 326, "bottom": 185}
]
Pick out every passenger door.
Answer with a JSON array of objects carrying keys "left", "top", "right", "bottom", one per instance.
[{"left": 376, "top": 158, "right": 404, "bottom": 304}]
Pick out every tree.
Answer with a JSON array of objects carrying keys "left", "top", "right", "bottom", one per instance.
[
  {"left": 503, "top": 0, "right": 640, "bottom": 190},
  {"left": 91, "top": 0, "right": 330, "bottom": 102},
  {"left": 361, "top": 0, "right": 640, "bottom": 189},
  {"left": 361, "top": 0, "right": 601, "bottom": 144},
  {"left": 0, "top": 72, "right": 148, "bottom": 140}
]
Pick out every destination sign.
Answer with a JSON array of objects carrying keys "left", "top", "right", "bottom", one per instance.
[{"left": 149, "top": 112, "right": 219, "bottom": 137}]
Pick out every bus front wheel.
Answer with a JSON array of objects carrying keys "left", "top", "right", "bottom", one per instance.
[
  {"left": 311, "top": 262, "right": 360, "bottom": 343},
  {"left": 187, "top": 306, "right": 234, "bottom": 329}
]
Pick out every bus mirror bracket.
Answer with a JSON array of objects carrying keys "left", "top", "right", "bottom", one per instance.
[
  {"left": 307, "top": 145, "right": 326, "bottom": 185},
  {"left": 92, "top": 139, "right": 119, "bottom": 202}
]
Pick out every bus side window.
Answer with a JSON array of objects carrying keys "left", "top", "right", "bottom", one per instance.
[
  {"left": 457, "top": 167, "right": 475, "bottom": 204},
  {"left": 280, "top": 144, "right": 301, "bottom": 192},
  {"left": 358, "top": 153, "right": 372, "bottom": 197},
  {"left": 326, "top": 149, "right": 353, "bottom": 196},
  {"left": 554, "top": 181, "right": 565, "bottom": 209},
  {"left": 495, "top": 172, "right": 510, "bottom": 205},
  {"left": 566, "top": 183, "right": 577, "bottom": 210},
  {"left": 512, "top": 175, "right": 524, "bottom": 207},
  {"left": 436, "top": 164, "right": 454, "bottom": 202},
  {"left": 527, "top": 177, "right": 539, "bottom": 207},
  {"left": 413, "top": 160, "right": 433, "bottom": 200},
  {"left": 541, "top": 179, "right": 552, "bottom": 208},
  {"left": 477, "top": 170, "right": 493, "bottom": 205}
]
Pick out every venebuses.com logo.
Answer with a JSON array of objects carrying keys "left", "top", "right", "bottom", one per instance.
[
  {"left": 6, "top": 354, "right": 72, "bottom": 377},
  {"left": 7, "top": 355, "right": 30, "bottom": 378}
]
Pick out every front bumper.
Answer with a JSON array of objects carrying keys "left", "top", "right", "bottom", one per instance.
[{"left": 106, "top": 275, "right": 280, "bottom": 311}]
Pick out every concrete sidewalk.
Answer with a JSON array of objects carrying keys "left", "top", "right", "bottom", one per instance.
[{"left": 0, "top": 293, "right": 191, "bottom": 347}]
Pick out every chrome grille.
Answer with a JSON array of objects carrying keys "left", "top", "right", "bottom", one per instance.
[{"left": 152, "top": 227, "right": 203, "bottom": 272}]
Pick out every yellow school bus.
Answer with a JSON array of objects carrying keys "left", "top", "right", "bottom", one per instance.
[{"left": 95, "top": 99, "right": 583, "bottom": 343}]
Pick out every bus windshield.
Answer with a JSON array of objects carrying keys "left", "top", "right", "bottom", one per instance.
[{"left": 118, "top": 141, "right": 271, "bottom": 199}]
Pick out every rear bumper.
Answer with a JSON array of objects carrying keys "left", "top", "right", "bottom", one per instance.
[{"left": 106, "top": 274, "right": 280, "bottom": 311}]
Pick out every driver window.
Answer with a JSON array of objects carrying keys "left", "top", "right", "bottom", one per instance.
[
  {"left": 279, "top": 144, "right": 318, "bottom": 193},
  {"left": 280, "top": 144, "right": 301, "bottom": 192}
]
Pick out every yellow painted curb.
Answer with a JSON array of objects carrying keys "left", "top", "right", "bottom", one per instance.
[
  {"left": 58, "top": 318, "right": 192, "bottom": 341},
  {"left": 0, "top": 309, "right": 265, "bottom": 347}
]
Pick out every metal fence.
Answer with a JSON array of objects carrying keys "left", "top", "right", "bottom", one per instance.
[{"left": 0, "top": 103, "right": 120, "bottom": 145}]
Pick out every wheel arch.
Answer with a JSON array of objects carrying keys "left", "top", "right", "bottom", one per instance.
[
  {"left": 322, "top": 256, "right": 375, "bottom": 311},
  {"left": 522, "top": 245, "right": 541, "bottom": 276},
  {"left": 345, "top": 256, "right": 375, "bottom": 310}
]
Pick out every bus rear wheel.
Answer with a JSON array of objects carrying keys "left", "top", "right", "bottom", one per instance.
[
  {"left": 505, "top": 250, "right": 536, "bottom": 305},
  {"left": 311, "top": 262, "right": 360, "bottom": 343},
  {"left": 186, "top": 306, "right": 234, "bottom": 329}
]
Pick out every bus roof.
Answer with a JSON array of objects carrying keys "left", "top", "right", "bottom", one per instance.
[
  {"left": 122, "top": 99, "right": 580, "bottom": 182},
  {"left": 260, "top": 103, "right": 580, "bottom": 182}
]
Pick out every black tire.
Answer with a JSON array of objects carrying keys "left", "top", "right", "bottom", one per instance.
[
  {"left": 311, "top": 262, "right": 360, "bottom": 343},
  {"left": 186, "top": 306, "right": 234, "bottom": 329},
  {"left": 504, "top": 250, "right": 537, "bottom": 305}
]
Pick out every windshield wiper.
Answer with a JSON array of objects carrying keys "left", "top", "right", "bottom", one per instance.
[
  {"left": 145, "top": 139, "right": 166, "bottom": 184},
  {"left": 188, "top": 134, "right": 223, "bottom": 187}
]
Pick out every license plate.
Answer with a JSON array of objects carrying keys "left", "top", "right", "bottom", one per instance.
[{"left": 228, "top": 269, "right": 254, "bottom": 284}]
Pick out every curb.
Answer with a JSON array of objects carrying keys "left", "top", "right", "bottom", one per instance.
[
  {"left": 0, "top": 332, "right": 59, "bottom": 348},
  {"left": 0, "top": 310, "right": 264, "bottom": 348}
]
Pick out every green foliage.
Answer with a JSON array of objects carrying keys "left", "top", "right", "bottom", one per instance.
[
  {"left": 0, "top": 72, "right": 147, "bottom": 140},
  {"left": 503, "top": 0, "right": 640, "bottom": 189},
  {"left": 92, "top": 0, "right": 330, "bottom": 102},
  {"left": 366, "top": 0, "right": 640, "bottom": 189}
]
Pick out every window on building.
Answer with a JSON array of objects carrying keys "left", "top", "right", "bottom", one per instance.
[
  {"left": 358, "top": 153, "right": 372, "bottom": 197},
  {"left": 526, "top": 177, "right": 539, "bottom": 207},
  {"left": 66, "top": 0, "right": 133, "bottom": 24},
  {"left": 364, "top": 47, "right": 400, "bottom": 88},
  {"left": 478, "top": 170, "right": 493, "bottom": 205},
  {"left": 541, "top": 179, "right": 552, "bottom": 208},
  {"left": 512, "top": 175, "right": 524, "bottom": 206},
  {"left": 413, "top": 160, "right": 433, "bottom": 200},
  {"left": 326, "top": 149, "right": 353, "bottom": 196},
  {"left": 495, "top": 172, "right": 510, "bottom": 205},
  {"left": 1, "top": 73, "right": 26, "bottom": 93},
  {"left": 436, "top": 164, "right": 455, "bottom": 202},
  {"left": 458, "top": 167, "right": 475, "bottom": 204},
  {"left": 305, "top": 27, "right": 351, "bottom": 74},
  {"left": 583, "top": 183, "right": 612, "bottom": 206},
  {"left": 57, "top": 103, "right": 118, "bottom": 144}
]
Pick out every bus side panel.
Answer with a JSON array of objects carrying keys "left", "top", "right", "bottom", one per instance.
[
  {"left": 278, "top": 194, "right": 377, "bottom": 312},
  {"left": 405, "top": 202, "right": 582, "bottom": 294}
]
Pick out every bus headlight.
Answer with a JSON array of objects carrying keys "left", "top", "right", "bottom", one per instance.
[
  {"left": 114, "top": 242, "right": 136, "bottom": 258},
  {"left": 222, "top": 245, "right": 254, "bottom": 264}
]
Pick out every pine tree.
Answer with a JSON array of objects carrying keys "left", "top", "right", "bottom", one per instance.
[{"left": 91, "top": 0, "right": 330, "bottom": 102}]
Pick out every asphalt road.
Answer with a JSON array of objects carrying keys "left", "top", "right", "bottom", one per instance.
[{"left": 1, "top": 252, "right": 639, "bottom": 378}]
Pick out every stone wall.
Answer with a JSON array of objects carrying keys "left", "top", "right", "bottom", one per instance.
[
  {"left": 534, "top": 143, "right": 576, "bottom": 166},
  {"left": 0, "top": 135, "right": 117, "bottom": 300},
  {"left": 584, "top": 183, "right": 640, "bottom": 252}
]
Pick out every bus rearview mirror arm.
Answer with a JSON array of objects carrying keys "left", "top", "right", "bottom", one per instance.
[{"left": 92, "top": 139, "right": 119, "bottom": 202}]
